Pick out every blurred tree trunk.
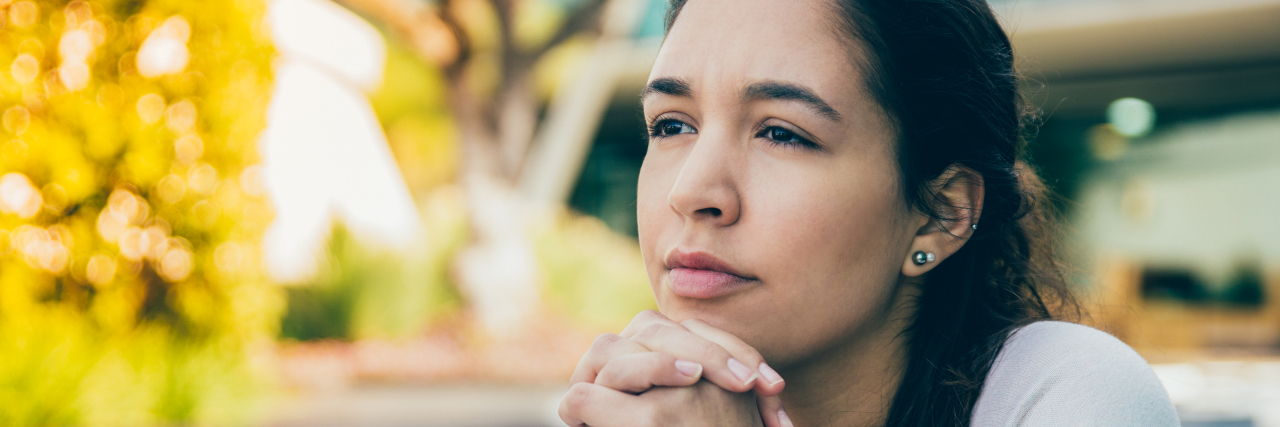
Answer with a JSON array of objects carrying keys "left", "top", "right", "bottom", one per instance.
[{"left": 332, "top": 0, "right": 644, "bottom": 333}]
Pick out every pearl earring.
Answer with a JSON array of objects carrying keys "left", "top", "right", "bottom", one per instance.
[{"left": 912, "top": 251, "right": 935, "bottom": 266}]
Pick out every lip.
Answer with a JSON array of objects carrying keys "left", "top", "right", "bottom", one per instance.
[{"left": 664, "top": 249, "right": 758, "bottom": 299}]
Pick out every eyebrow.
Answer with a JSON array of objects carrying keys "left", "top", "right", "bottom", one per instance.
[
  {"left": 641, "top": 77, "right": 692, "bottom": 101},
  {"left": 744, "top": 81, "right": 842, "bottom": 122},
  {"left": 640, "top": 77, "right": 843, "bottom": 123}
]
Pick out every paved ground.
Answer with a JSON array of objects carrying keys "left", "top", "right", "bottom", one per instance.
[
  {"left": 259, "top": 358, "right": 1280, "bottom": 427},
  {"left": 1153, "top": 359, "right": 1280, "bottom": 427},
  {"left": 263, "top": 384, "right": 568, "bottom": 427}
]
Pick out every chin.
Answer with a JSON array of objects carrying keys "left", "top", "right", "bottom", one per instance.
[{"left": 658, "top": 294, "right": 787, "bottom": 351}]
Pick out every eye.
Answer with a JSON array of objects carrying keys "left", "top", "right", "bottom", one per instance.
[
  {"left": 757, "top": 125, "right": 818, "bottom": 149},
  {"left": 649, "top": 118, "right": 697, "bottom": 138}
]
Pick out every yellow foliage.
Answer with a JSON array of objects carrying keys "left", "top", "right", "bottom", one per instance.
[{"left": 0, "top": 0, "right": 279, "bottom": 425}]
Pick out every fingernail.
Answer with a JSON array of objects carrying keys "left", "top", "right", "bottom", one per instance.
[
  {"left": 675, "top": 359, "right": 702, "bottom": 378},
  {"left": 727, "top": 357, "right": 757, "bottom": 386},
  {"left": 778, "top": 408, "right": 794, "bottom": 427},
  {"left": 758, "top": 362, "right": 784, "bottom": 386}
]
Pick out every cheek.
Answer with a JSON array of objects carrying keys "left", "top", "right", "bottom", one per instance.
[
  {"left": 740, "top": 161, "right": 911, "bottom": 360},
  {"left": 636, "top": 150, "right": 677, "bottom": 287},
  {"left": 758, "top": 171, "right": 905, "bottom": 275}
]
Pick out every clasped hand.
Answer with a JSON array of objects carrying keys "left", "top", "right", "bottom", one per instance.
[{"left": 558, "top": 310, "right": 791, "bottom": 427}]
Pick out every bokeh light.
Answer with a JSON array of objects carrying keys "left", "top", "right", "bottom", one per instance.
[
  {"left": 59, "top": 30, "right": 94, "bottom": 62},
  {"left": 4, "top": 106, "right": 30, "bottom": 135},
  {"left": 142, "top": 224, "right": 169, "bottom": 261},
  {"left": 0, "top": 172, "right": 43, "bottom": 219},
  {"left": 174, "top": 134, "right": 204, "bottom": 165},
  {"left": 10, "top": 53, "right": 39, "bottom": 85},
  {"left": 8, "top": 0, "right": 36, "bottom": 29},
  {"left": 63, "top": 1, "right": 91, "bottom": 27},
  {"left": 165, "top": 99, "right": 197, "bottom": 133},
  {"left": 13, "top": 224, "right": 70, "bottom": 273},
  {"left": 56, "top": 3, "right": 100, "bottom": 94},
  {"left": 117, "top": 226, "right": 145, "bottom": 261},
  {"left": 1088, "top": 123, "right": 1130, "bottom": 161},
  {"left": 57, "top": 61, "right": 91, "bottom": 91},
  {"left": 85, "top": 254, "right": 117, "bottom": 287},
  {"left": 156, "top": 174, "right": 187, "bottom": 204},
  {"left": 158, "top": 242, "right": 193, "bottom": 282},
  {"left": 188, "top": 163, "right": 219, "bottom": 195},
  {"left": 1107, "top": 97, "right": 1157, "bottom": 138},
  {"left": 214, "top": 241, "right": 245, "bottom": 274},
  {"left": 136, "top": 15, "right": 191, "bottom": 79},
  {"left": 136, "top": 93, "right": 166, "bottom": 124}
]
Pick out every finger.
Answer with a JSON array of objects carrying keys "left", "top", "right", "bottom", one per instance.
[
  {"left": 618, "top": 309, "right": 683, "bottom": 338},
  {"left": 594, "top": 351, "right": 703, "bottom": 394},
  {"left": 569, "top": 333, "right": 651, "bottom": 385},
  {"left": 617, "top": 310, "right": 760, "bottom": 393},
  {"left": 757, "top": 394, "right": 793, "bottom": 427},
  {"left": 558, "top": 381, "right": 656, "bottom": 427},
  {"left": 627, "top": 321, "right": 758, "bottom": 393},
  {"left": 682, "top": 318, "right": 786, "bottom": 396}
]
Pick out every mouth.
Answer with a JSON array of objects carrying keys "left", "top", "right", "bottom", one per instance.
[{"left": 664, "top": 249, "right": 759, "bottom": 299}]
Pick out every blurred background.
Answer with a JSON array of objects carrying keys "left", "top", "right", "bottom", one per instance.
[{"left": 0, "top": 0, "right": 1276, "bottom": 425}]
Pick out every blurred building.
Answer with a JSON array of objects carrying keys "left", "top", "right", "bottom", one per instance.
[
  {"left": 262, "top": 0, "right": 422, "bottom": 284},
  {"left": 995, "top": 0, "right": 1280, "bottom": 355}
]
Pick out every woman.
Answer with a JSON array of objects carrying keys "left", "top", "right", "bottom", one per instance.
[{"left": 558, "top": 0, "right": 1180, "bottom": 425}]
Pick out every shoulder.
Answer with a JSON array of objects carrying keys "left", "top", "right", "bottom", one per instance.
[
  {"left": 997, "top": 321, "right": 1146, "bottom": 371},
  {"left": 971, "top": 321, "right": 1180, "bottom": 427}
]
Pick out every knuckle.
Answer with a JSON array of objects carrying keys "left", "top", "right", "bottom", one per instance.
[
  {"left": 684, "top": 319, "right": 759, "bottom": 356},
  {"left": 730, "top": 343, "right": 763, "bottom": 363},
  {"left": 592, "top": 369, "right": 615, "bottom": 387},
  {"left": 648, "top": 349, "right": 674, "bottom": 365},
  {"left": 632, "top": 323, "right": 670, "bottom": 342},
  {"left": 556, "top": 399, "right": 573, "bottom": 423},
  {"left": 641, "top": 351, "right": 671, "bottom": 376},
  {"left": 597, "top": 355, "right": 649, "bottom": 389},
  {"left": 562, "top": 382, "right": 594, "bottom": 411},
  {"left": 567, "top": 367, "right": 589, "bottom": 385},
  {"left": 589, "top": 333, "right": 622, "bottom": 351},
  {"left": 696, "top": 340, "right": 729, "bottom": 362},
  {"left": 626, "top": 311, "right": 656, "bottom": 329},
  {"left": 636, "top": 309, "right": 667, "bottom": 321},
  {"left": 595, "top": 359, "right": 626, "bottom": 386},
  {"left": 628, "top": 310, "right": 672, "bottom": 330}
]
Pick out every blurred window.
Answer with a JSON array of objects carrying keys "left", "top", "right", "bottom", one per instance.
[{"left": 1141, "top": 262, "right": 1266, "bottom": 308}]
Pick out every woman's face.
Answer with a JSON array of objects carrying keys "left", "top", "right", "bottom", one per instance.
[{"left": 637, "top": 0, "right": 920, "bottom": 365}]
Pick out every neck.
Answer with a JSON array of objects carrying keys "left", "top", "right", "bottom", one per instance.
[{"left": 776, "top": 284, "right": 918, "bottom": 427}]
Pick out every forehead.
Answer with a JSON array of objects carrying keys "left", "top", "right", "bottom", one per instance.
[{"left": 649, "top": 0, "right": 864, "bottom": 104}]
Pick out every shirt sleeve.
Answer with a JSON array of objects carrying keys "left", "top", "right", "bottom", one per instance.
[{"left": 970, "top": 321, "right": 1181, "bottom": 427}]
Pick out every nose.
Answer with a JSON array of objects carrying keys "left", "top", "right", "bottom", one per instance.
[{"left": 667, "top": 131, "right": 742, "bottom": 227}]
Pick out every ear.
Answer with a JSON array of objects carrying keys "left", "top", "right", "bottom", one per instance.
[{"left": 902, "top": 165, "right": 984, "bottom": 277}]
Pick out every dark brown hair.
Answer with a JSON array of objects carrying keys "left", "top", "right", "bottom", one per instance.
[{"left": 663, "top": 1, "right": 1080, "bottom": 425}]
